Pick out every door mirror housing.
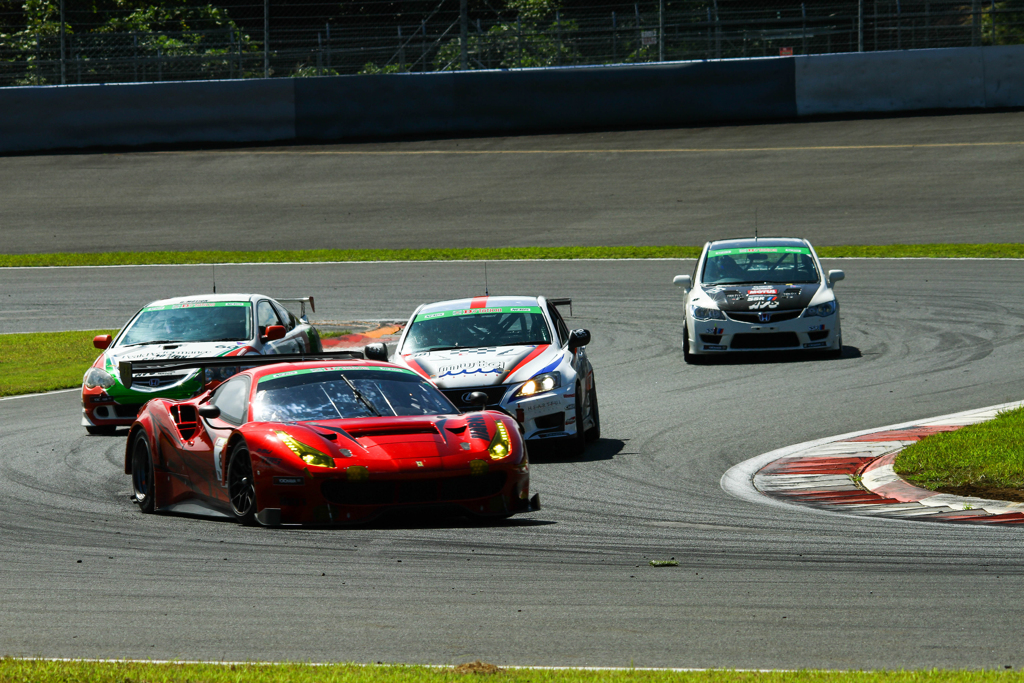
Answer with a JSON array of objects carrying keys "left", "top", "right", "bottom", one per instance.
[
  {"left": 462, "top": 391, "right": 489, "bottom": 412},
  {"left": 673, "top": 274, "right": 692, "bottom": 290},
  {"left": 364, "top": 342, "right": 389, "bottom": 362},
  {"left": 93, "top": 334, "right": 112, "bottom": 350},
  {"left": 198, "top": 404, "right": 221, "bottom": 419},
  {"left": 262, "top": 325, "right": 286, "bottom": 342},
  {"left": 568, "top": 328, "right": 591, "bottom": 351},
  {"left": 828, "top": 269, "right": 846, "bottom": 286}
]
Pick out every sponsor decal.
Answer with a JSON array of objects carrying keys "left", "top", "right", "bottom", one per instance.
[
  {"left": 725, "top": 291, "right": 744, "bottom": 303},
  {"left": 438, "top": 361, "right": 505, "bottom": 378},
  {"left": 413, "top": 305, "right": 543, "bottom": 322},
  {"left": 809, "top": 324, "right": 826, "bottom": 331},
  {"left": 274, "top": 477, "right": 304, "bottom": 486},
  {"left": 748, "top": 298, "right": 780, "bottom": 310},
  {"left": 703, "top": 344, "right": 728, "bottom": 350},
  {"left": 705, "top": 327, "right": 725, "bottom": 334},
  {"left": 758, "top": 312, "right": 772, "bottom": 323},
  {"left": 143, "top": 301, "right": 250, "bottom": 311},
  {"left": 259, "top": 365, "right": 415, "bottom": 384},
  {"left": 465, "top": 414, "right": 491, "bottom": 441},
  {"left": 709, "top": 247, "right": 812, "bottom": 257},
  {"left": 747, "top": 287, "right": 778, "bottom": 295},
  {"left": 565, "top": 417, "right": 576, "bottom": 425},
  {"left": 521, "top": 398, "right": 561, "bottom": 419},
  {"left": 416, "top": 461, "right": 424, "bottom": 468},
  {"left": 803, "top": 342, "right": 828, "bottom": 348}
]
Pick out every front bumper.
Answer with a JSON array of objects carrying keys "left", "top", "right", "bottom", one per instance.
[
  {"left": 438, "top": 384, "right": 579, "bottom": 442},
  {"left": 688, "top": 313, "right": 841, "bottom": 354},
  {"left": 256, "top": 465, "right": 532, "bottom": 525}
]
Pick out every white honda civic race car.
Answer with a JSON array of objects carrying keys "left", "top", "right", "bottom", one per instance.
[
  {"left": 366, "top": 295, "right": 599, "bottom": 456},
  {"left": 672, "top": 237, "right": 845, "bottom": 362}
]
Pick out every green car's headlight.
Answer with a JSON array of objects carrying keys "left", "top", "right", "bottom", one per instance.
[
  {"left": 276, "top": 430, "right": 336, "bottom": 469},
  {"left": 83, "top": 367, "right": 116, "bottom": 390}
]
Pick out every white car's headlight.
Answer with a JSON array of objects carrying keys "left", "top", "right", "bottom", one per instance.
[
  {"left": 690, "top": 304, "right": 726, "bottom": 321},
  {"left": 514, "top": 371, "right": 561, "bottom": 398},
  {"left": 83, "top": 367, "right": 116, "bottom": 389},
  {"left": 803, "top": 301, "right": 837, "bottom": 317}
]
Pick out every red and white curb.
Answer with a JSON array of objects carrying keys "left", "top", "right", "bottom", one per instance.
[{"left": 721, "top": 400, "right": 1024, "bottom": 525}]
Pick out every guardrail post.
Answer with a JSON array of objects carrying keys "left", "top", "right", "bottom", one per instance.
[
  {"left": 460, "top": 0, "right": 468, "bottom": 70},
  {"left": 59, "top": 0, "right": 65, "bottom": 84},
  {"left": 264, "top": 0, "right": 269, "bottom": 78}
]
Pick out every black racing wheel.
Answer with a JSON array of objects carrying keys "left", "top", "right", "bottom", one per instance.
[
  {"left": 227, "top": 441, "right": 257, "bottom": 525},
  {"left": 130, "top": 430, "right": 156, "bottom": 513}
]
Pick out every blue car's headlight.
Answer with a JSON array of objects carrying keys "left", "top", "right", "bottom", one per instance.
[
  {"left": 803, "top": 301, "right": 837, "bottom": 317},
  {"left": 514, "top": 371, "right": 561, "bottom": 398},
  {"left": 691, "top": 304, "right": 726, "bottom": 321},
  {"left": 83, "top": 367, "right": 116, "bottom": 389}
]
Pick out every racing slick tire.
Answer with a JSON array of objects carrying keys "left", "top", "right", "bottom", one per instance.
[
  {"left": 227, "top": 441, "right": 257, "bottom": 526},
  {"left": 567, "top": 382, "right": 587, "bottom": 458},
  {"left": 86, "top": 425, "right": 118, "bottom": 436},
  {"left": 585, "top": 381, "right": 601, "bottom": 443},
  {"left": 130, "top": 430, "right": 156, "bottom": 513}
]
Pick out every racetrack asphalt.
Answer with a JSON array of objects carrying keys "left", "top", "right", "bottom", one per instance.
[
  {"left": 2, "top": 110, "right": 1024, "bottom": 254},
  {"left": 2, "top": 257, "right": 1024, "bottom": 669},
  {"left": 2, "top": 112, "right": 1024, "bottom": 668}
]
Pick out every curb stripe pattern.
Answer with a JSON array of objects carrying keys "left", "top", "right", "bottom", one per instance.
[{"left": 751, "top": 405, "right": 1024, "bottom": 524}]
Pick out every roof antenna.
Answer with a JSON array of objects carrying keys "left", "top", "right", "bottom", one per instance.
[
  {"left": 484, "top": 261, "right": 489, "bottom": 297},
  {"left": 754, "top": 209, "right": 758, "bottom": 240},
  {"left": 212, "top": 264, "right": 217, "bottom": 293}
]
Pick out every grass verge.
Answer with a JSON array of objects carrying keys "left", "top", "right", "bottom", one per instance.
[
  {"left": 894, "top": 407, "right": 1024, "bottom": 501},
  {"left": 2, "top": 243, "right": 1023, "bottom": 267},
  {"left": 2, "top": 660, "right": 1024, "bottom": 683},
  {"left": 0, "top": 330, "right": 113, "bottom": 397}
]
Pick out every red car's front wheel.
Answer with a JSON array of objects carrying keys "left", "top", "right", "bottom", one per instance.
[{"left": 227, "top": 441, "right": 257, "bottom": 525}]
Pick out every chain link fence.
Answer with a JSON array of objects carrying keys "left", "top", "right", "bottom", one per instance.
[{"left": 2, "top": 1, "right": 1022, "bottom": 87}]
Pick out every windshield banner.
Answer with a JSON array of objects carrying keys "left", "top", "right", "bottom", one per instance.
[
  {"left": 414, "top": 305, "right": 543, "bottom": 322},
  {"left": 143, "top": 301, "right": 251, "bottom": 311},
  {"left": 709, "top": 247, "right": 812, "bottom": 257}
]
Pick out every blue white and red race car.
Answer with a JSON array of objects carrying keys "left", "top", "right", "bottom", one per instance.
[
  {"left": 672, "top": 237, "right": 845, "bottom": 362},
  {"left": 82, "top": 293, "right": 321, "bottom": 434},
  {"left": 121, "top": 354, "right": 537, "bottom": 526},
  {"left": 368, "top": 296, "right": 599, "bottom": 456}
]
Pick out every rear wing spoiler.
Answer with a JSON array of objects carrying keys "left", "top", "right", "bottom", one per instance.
[
  {"left": 276, "top": 297, "right": 315, "bottom": 319},
  {"left": 118, "top": 351, "right": 361, "bottom": 390},
  {"left": 548, "top": 297, "right": 572, "bottom": 317}
]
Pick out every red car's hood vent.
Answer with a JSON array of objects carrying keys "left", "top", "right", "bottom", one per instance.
[{"left": 344, "top": 423, "right": 440, "bottom": 439}]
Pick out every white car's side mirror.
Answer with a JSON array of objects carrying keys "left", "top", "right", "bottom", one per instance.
[
  {"left": 827, "top": 270, "right": 845, "bottom": 286},
  {"left": 673, "top": 274, "right": 692, "bottom": 290}
]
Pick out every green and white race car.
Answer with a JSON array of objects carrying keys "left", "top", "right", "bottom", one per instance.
[{"left": 81, "top": 293, "right": 321, "bottom": 435}]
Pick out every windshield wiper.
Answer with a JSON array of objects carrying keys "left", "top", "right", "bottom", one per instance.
[
  {"left": 339, "top": 374, "right": 381, "bottom": 416},
  {"left": 122, "top": 339, "right": 180, "bottom": 347}
]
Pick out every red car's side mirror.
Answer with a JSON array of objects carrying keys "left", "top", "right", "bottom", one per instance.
[
  {"left": 263, "top": 325, "right": 286, "bottom": 342},
  {"left": 93, "top": 334, "right": 112, "bottom": 350}
]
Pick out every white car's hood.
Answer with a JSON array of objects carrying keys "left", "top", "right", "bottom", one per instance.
[{"left": 401, "top": 344, "right": 555, "bottom": 388}]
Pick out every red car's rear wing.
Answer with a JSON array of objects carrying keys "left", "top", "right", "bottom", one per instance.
[{"left": 118, "top": 351, "right": 362, "bottom": 390}]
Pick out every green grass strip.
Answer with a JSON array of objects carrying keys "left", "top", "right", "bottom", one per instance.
[
  {"left": 895, "top": 406, "right": 1024, "bottom": 493},
  {"left": 1, "top": 243, "right": 1023, "bottom": 267},
  {"left": 3, "top": 660, "right": 1024, "bottom": 683},
  {"left": 0, "top": 330, "right": 114, "bottom": 397}
]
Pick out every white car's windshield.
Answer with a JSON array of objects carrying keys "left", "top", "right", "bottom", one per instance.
[
  {"left": 119, "top": 302, "right": 252, "bottom": 346},
  {"left": 701, "top": 246, "right": 820, "bottom": 286},
  {"left": 403, "top": 306, "right": 551, "bottom": 354},
  {"left": 252, "top": 368, "right": 455, "bottom": 422}
]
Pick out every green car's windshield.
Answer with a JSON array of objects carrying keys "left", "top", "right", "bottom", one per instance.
[
  {"left": 403, "top": 307, "right": 551, "bottom": 354},
  {"left": 119, "top": 302, "right": 252, "bottom": 346},
  {"left": 701, "top": 247, "right": 820, "bottom": 286},
  {"left": 252, "top": 368, "right": 456, "bottom": 421}
]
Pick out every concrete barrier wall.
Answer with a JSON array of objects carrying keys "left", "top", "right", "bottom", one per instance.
[
  {"left": 795, "top": 45, "right": 1024, "bottom": 116},
  {"left": 0, "top": 45, "right": 1020, "bottom": 154},
  {"left": 295, "top": 58, "right": 796, "bottom": 140},
  {"left": 0, "top": 78, "right": 295, "bottom": 153}
]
